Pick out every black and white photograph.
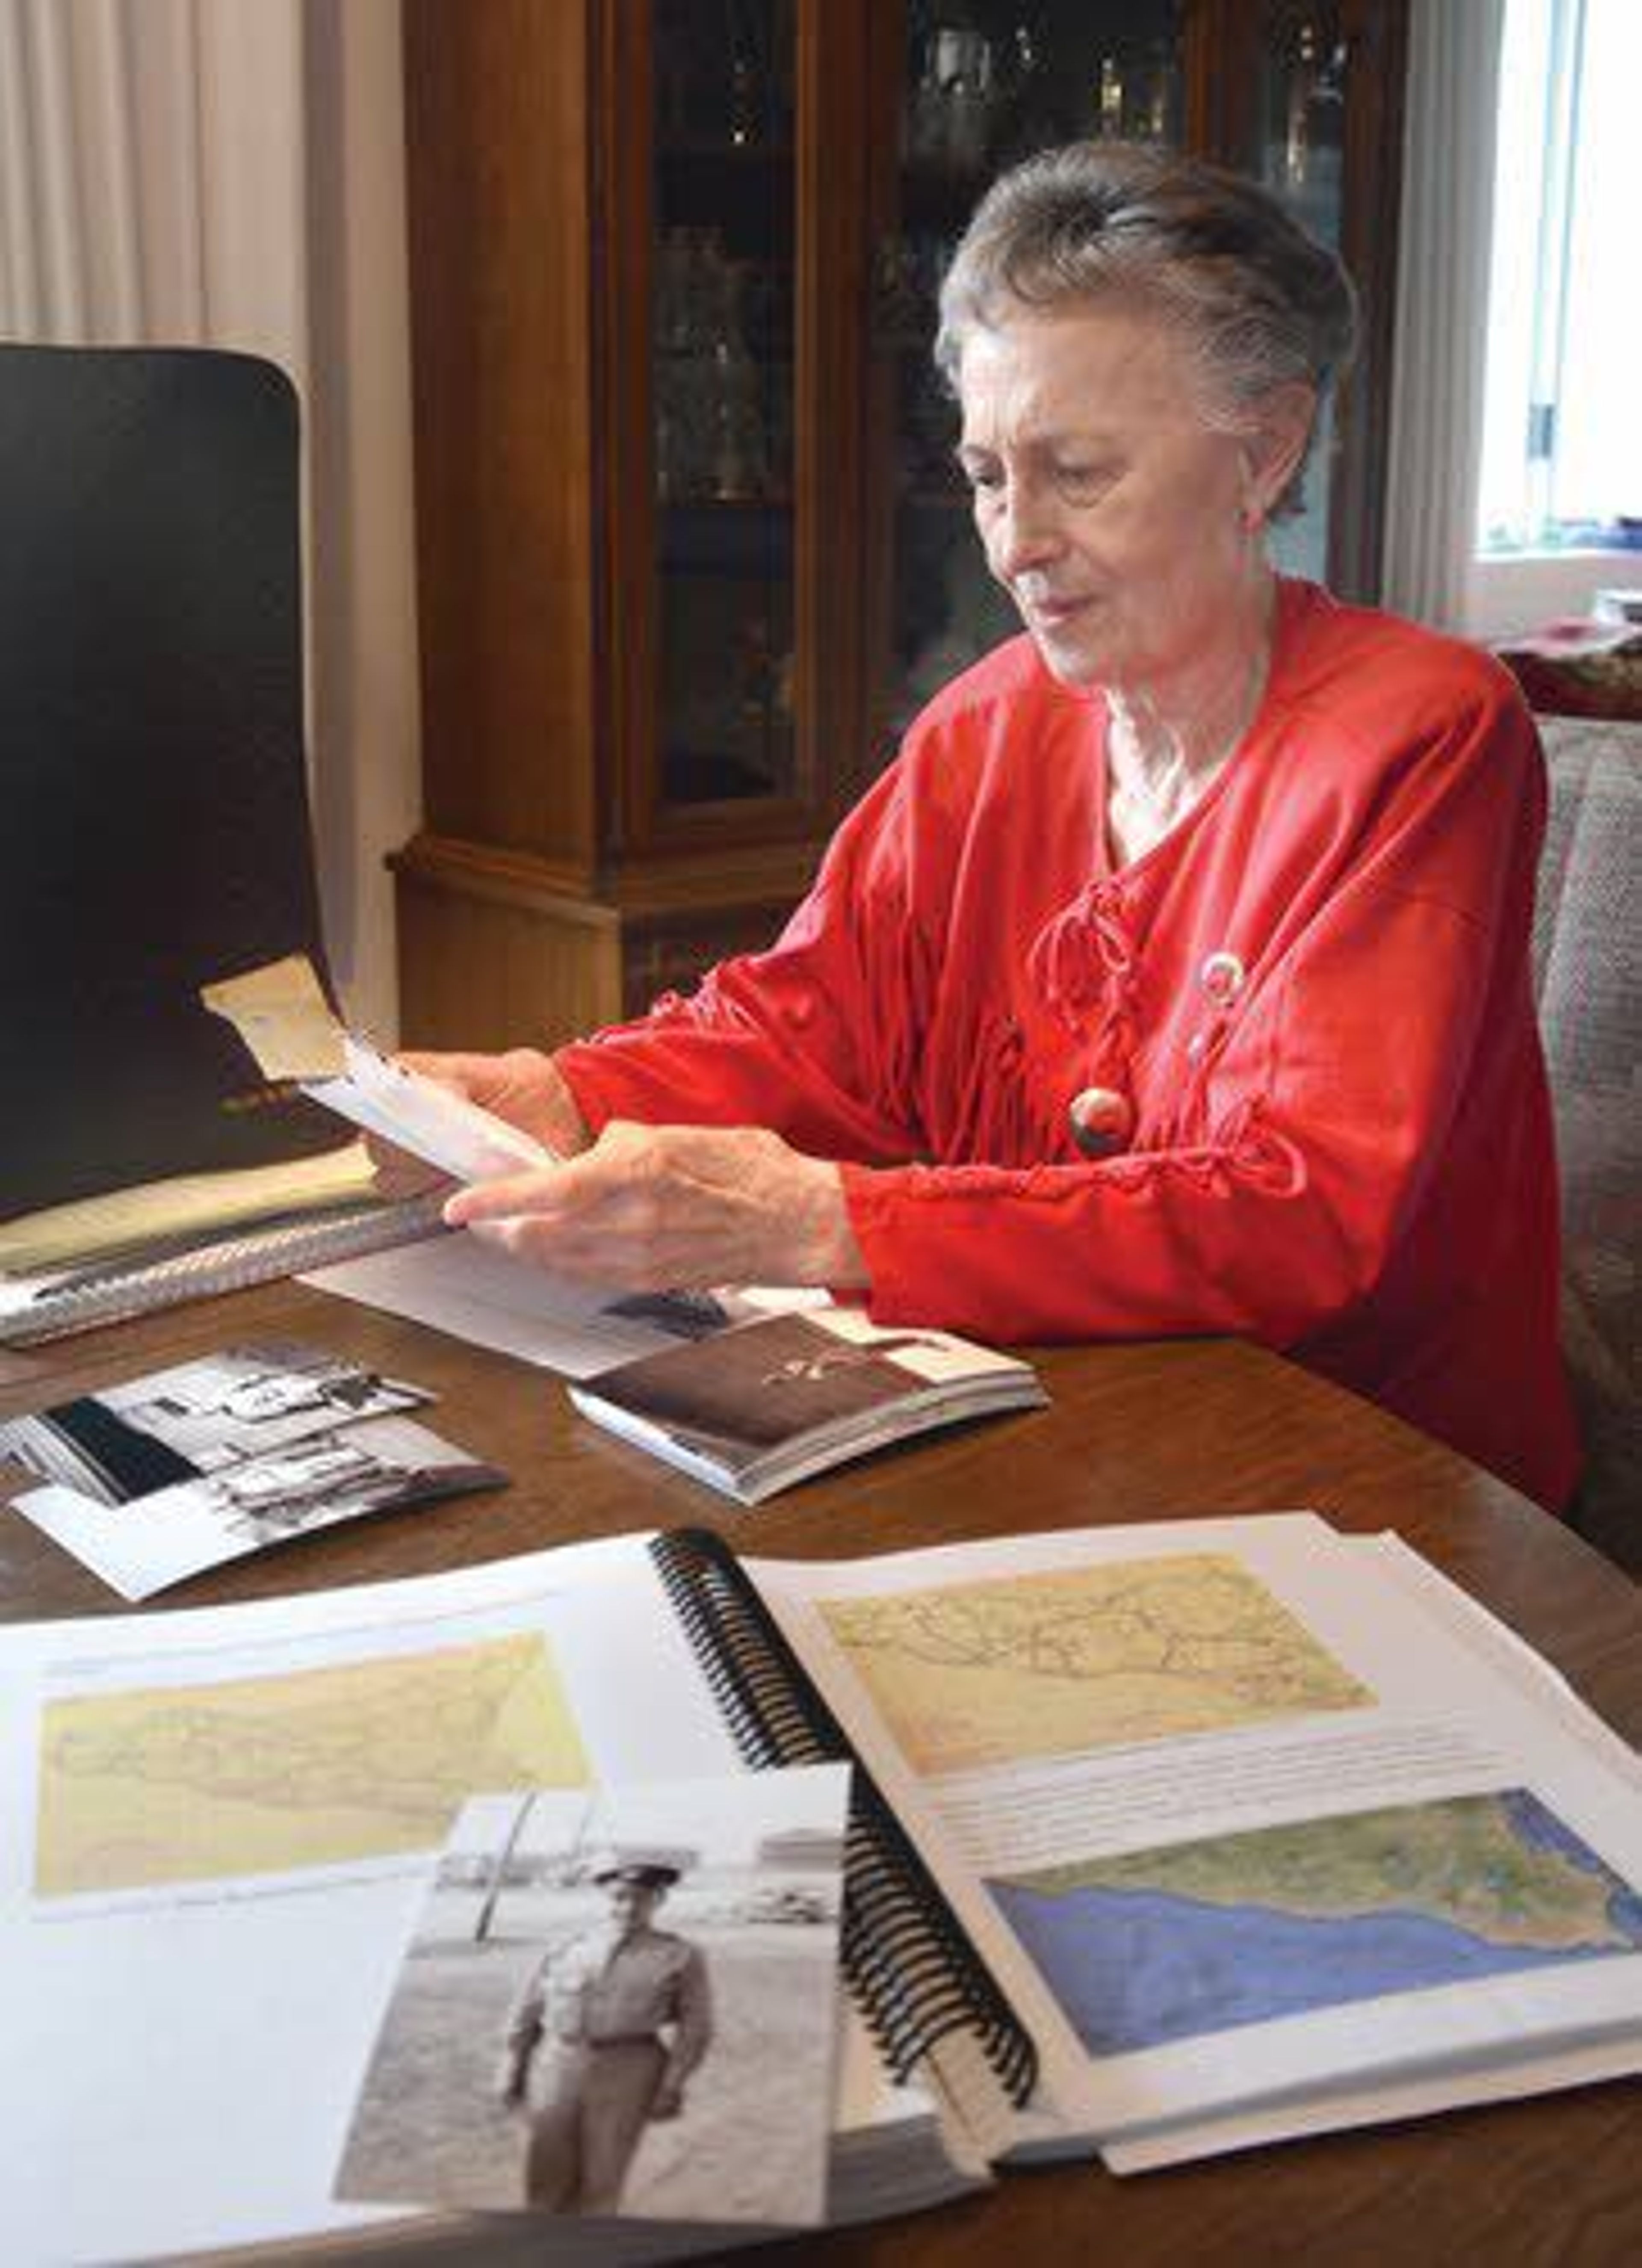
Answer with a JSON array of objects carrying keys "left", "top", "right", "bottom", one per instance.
[
  {"left": 336, "top": 1768, "right": 851, "bottom": 2229},
  {"left": 0, "top": 1340, "right": 426, "bottom": 1505},
  {"left": 11, "top": 1414, "right": 505, "bottom": 1601}
]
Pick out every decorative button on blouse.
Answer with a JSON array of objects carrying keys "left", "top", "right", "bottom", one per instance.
[
  {"left": 1198, "top": 949, "right": 1246, "bottom": 1004},
  {"left": 1068, "top": 1086, "right": 1134, "bottom": 1157}
]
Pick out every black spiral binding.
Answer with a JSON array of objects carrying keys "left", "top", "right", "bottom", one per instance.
[{"left": 650, "top": 1526, "right": 1039, "bottom": 2109}]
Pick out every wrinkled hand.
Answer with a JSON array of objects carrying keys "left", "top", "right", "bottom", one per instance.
[
  {"left": 442, "top": 1122, "right": 868, "bottom": 1292},
  {"left": 398, "top": 1048, "right": 593, "bottom": 1158}
]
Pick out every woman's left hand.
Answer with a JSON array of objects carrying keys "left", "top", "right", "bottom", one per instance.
[{"left": 440, "top": 1121, "right": 868, "bottom": 1291}]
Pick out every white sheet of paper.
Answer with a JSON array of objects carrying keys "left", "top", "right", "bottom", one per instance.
[
  {"left": 306, "top": 1035, "right": 555, "bottom": 1183},
  {"left": 304, "top": 1231, "right": 824, "bottom": 1380},
  {"left": 1101, "top": 2029, "right": 1642, "bottom": 2171}
]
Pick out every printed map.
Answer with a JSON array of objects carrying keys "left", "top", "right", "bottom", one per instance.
[
  {"left": 36, "top": 1632, "right": 589, "bottom": 1894},
  {"left": 819, "top": 1552, "right": 1370, "bottom": 1775},
  {"left": 989, "top": 1789, "right": 1642, "bottom": 2054}
]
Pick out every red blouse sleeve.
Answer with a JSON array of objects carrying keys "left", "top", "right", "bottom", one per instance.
[
  {"left": 553, "top": 754, "right": 947, "bottom": 1164},
  {"left": 844, "top": 684, "right": 1547, "bottom": 1349}
]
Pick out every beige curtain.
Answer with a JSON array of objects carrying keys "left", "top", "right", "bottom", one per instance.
[
  {"left": 0, "top": 0, "right": 308, "bottom": 363},
  {"left": 1380, "top": 0, "right": 1504, "bottom": 630},
  {"left": 0, "top": 0, "right": 418, "bottom": 1040}
]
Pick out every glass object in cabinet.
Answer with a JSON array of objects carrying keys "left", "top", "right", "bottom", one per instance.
[
  {"left": 877, "top": 3, "right": 1184, "bottom": 753},
  {"left": 1257, "top": 7, "right": 1347, "bottom": 584},
  {"left": 651, "top": 0, "right": 796, "bottom": 805}
]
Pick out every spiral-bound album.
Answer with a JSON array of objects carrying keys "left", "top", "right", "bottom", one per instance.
[{"left": 3, "top": 1511, "right": 1639, "bottom": 2263}]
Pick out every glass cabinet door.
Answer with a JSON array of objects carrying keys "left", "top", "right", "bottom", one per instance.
[
  {"left": 650, "top": 0, "right": 797, "bottom": 809},
  {"left": 867, "top": 1, "right": 1186, "bottom": 758},
  {"left": 1255, "top": 3, "right": 1348, "bottom": 583}
]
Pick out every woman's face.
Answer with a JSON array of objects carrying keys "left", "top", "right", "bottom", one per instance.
[{"left": 956, "top": 304, "right": 1271, "bottom": 695}]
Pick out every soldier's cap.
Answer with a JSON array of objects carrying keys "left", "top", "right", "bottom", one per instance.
[{"left": 592, "top": 1859, "right": 681, "bottom": 1889}]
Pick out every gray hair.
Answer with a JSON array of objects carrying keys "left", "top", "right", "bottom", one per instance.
[{"left": 936, "top": 142, "right": 1358, "bottom": 517}]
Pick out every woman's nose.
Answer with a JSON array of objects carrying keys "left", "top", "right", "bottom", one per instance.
[{"left": 988, "top": 485, "right": 1066, "bottom": 579}]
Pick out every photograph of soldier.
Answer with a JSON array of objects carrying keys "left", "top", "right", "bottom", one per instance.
[
  {"left": 497, "top": 1852, "right": 712, "bottom": 2213},
  {"left": 335, "top": 1772, "right": 850, "bottom": 2229}
]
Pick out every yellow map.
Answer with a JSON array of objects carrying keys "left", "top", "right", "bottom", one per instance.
[
  {"left": 821, "top": 1553, "right": 1371, "bottom": 1776},
  {"left": 36, "top": 1632, "right": 589, "bottom": 1895}
]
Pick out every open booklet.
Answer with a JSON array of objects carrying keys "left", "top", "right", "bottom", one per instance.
[
  {"left": 568, "top": 1307, "right": 1048, "bottom": 1502},
  {"left": 1, "top": 1512, "right": 1638, "bottom": 2264}
]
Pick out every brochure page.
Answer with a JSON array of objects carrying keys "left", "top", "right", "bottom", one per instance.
[
  {"left": 0, "top": 1536, "right": 738, "bottom": 2265},
  {"left": 747, "top": 1516, "right": 1642, "bottom": 2142}
]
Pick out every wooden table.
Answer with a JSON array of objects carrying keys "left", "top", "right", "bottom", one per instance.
[{"left": 3, "top": 1279, "right": 1639, "bottom": 2266}]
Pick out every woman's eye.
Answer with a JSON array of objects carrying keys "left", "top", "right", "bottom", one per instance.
[
  {"left": 960, "top": 462, "right": 1003, "bottom": 495},
  {"left": 1054, "top": 462, "right": 1115, "bottom": 501}
]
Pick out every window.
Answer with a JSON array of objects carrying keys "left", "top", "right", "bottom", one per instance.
[{"left": 1478, "top": 0, "right": 1642, "bottom": 552}]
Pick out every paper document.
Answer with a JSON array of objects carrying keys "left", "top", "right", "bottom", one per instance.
[
  {"left": 199, "top": 953, "right": 348, "bottom": 1081},
  {"left": 747, "top": 1516, "right": 1642, "bottom": 2152},
  {"left": 203, "top": 953, "right": 554, "bottom": 1184},
  {"left": 307, "top": 1034, "right": 556, "bottom": 1183},
  {"left": 306, "top": 1233, "right": 826, "bottom": 1381}
]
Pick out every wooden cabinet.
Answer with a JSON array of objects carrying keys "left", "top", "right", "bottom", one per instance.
[{"left": 395, "top": 0, "right": 1407, "bottom": 1047}]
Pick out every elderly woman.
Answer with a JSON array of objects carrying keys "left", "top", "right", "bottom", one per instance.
[{"left": 431, "top": 143, "right": 1576, "bottom": 1513}]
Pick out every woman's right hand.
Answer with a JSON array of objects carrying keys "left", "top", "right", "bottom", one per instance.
[
  {"left": 364, "top": 1047, "right": 594, "bottom": 1199},
  {"left": 397, "top": 1047, "right": 594, "bottom": 1159}
]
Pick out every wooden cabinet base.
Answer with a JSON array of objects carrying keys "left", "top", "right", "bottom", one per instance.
[{"left": 391, "top": 831, "right": 825, "bottom": 1048}]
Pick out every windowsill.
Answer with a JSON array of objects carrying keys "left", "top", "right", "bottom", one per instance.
[
  {"left": 1462, "top": 549, "right": 1639, "bottom": 643},
  {"left": 1476, "top": 543, "right": 1640, "bottom": 564}
]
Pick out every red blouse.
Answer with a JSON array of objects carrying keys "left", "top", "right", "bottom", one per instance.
[{"left": 557, "top": 580, "right": 1579, "bottom": 1511}]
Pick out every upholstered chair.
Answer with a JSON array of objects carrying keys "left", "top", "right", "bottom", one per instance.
[{"left": 1531, "top": 716, "right": 1642, "bottom": 1573}]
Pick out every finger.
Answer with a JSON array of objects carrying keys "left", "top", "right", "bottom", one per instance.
[
  {"left": 443, "top": 1166, "right": 573, "bottom": 1226},
  {"left": 464, "top": 1216, "right": 663, "bottom": 1288},
  {"left": 396, "top": 1050, "right": 495, "bottom": 1093},
  {"left": 444, "top": 1130, "right": 657, "bottom": 1226}
]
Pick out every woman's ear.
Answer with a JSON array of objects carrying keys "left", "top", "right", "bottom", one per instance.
[{"left": 1240, "top": 383, "right": 1317, "bottom": 522}]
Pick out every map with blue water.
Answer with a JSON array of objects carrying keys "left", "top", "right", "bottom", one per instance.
[{"left": 989, "top": 1790, "right": 1642, "bottom": 2055}]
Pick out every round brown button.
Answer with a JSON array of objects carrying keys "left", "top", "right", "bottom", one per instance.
[{"left": 1068, "top": 1085, "right": 1134, "bottom": 1158}]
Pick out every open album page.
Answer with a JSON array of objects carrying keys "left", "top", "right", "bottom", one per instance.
[
  {"left": 1099, "top": 1531, "right": 1642, "bottom": 2168},
  {"left": 745, "top": 1515, "right": 1642, "bottom": 2152},
  {"left": 0, "top": 1534, "right": 927, "bottom": 2265}
]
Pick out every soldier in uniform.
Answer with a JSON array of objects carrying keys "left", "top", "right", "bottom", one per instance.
[{"left": 497, "top": 1854, "right": 713, "bottom": 2214}]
